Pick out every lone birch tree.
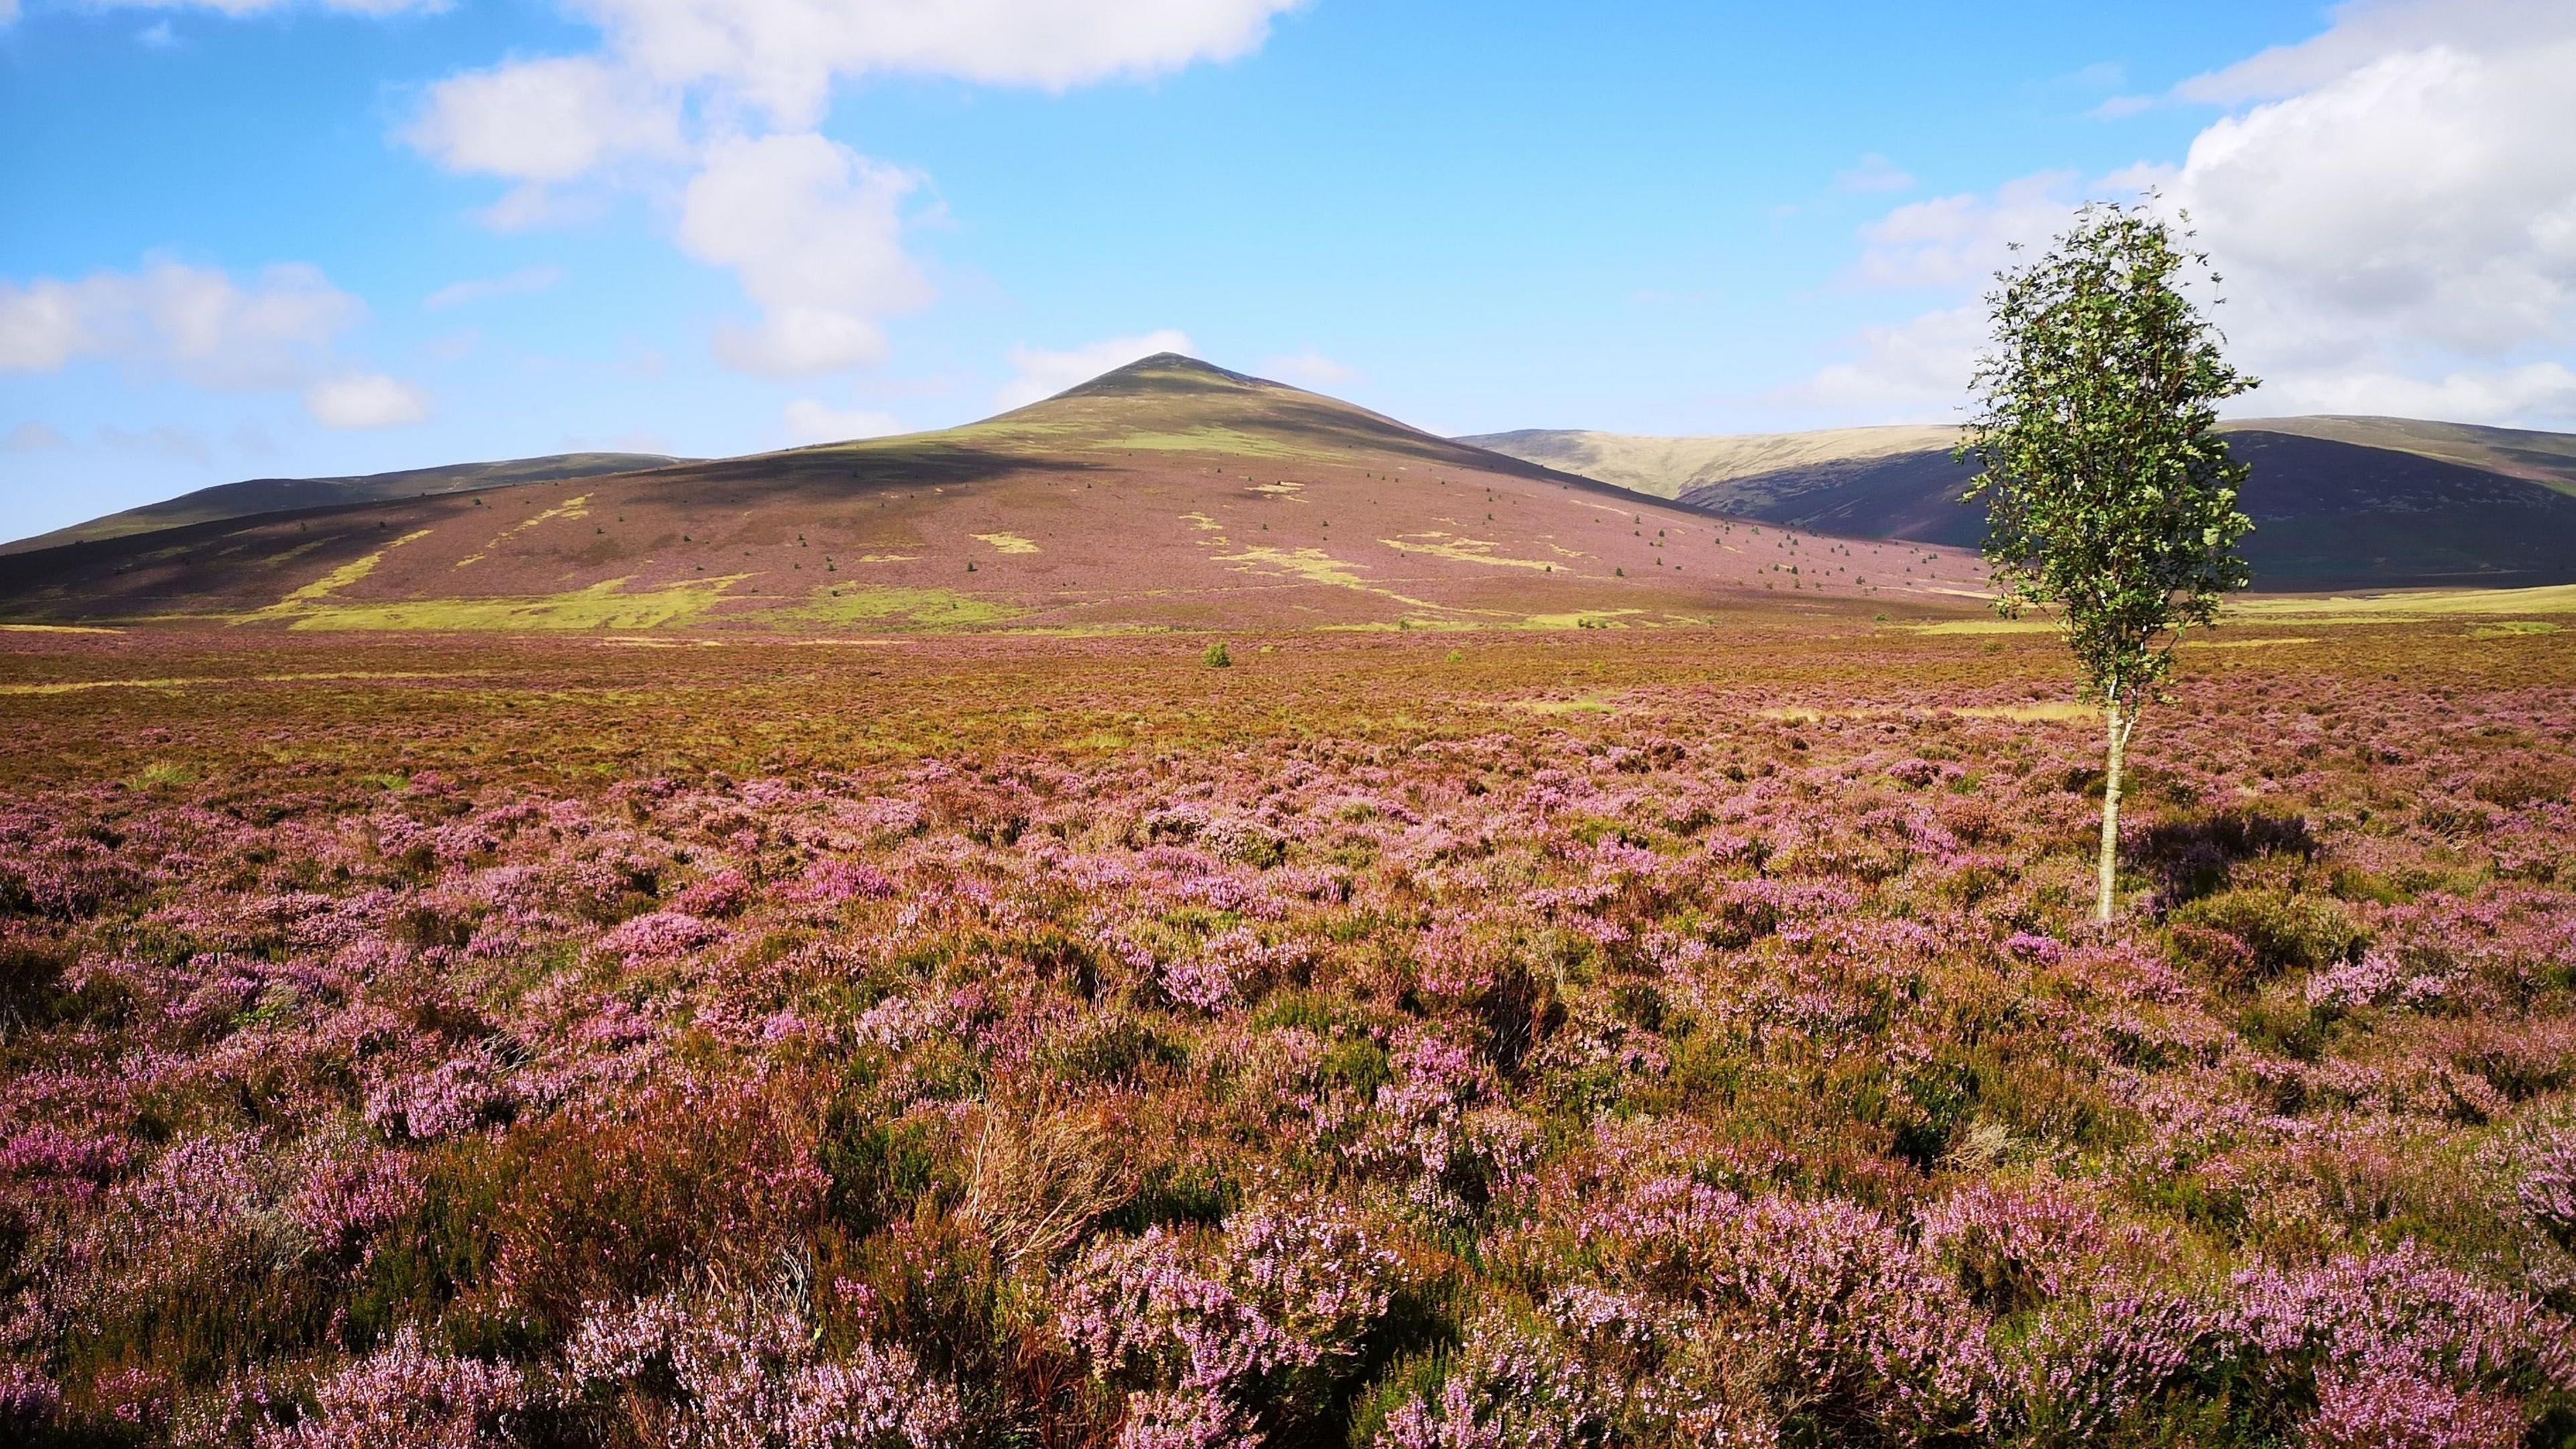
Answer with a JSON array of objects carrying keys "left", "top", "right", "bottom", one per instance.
[{"left": 1958, "top": 201, "right": 2255, "bottom": 924}]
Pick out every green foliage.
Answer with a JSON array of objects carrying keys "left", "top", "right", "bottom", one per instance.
[
  {"left": 1958, "top": 201, "right": 2256, "bottom": 715},
  {"left": 2173, "top": 888, "right": 2365, "bottom": 980},
  {"left": 1203, "top": 641, "right": 1233, "bottom": 669}
]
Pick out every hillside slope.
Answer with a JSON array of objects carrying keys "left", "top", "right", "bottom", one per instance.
[
  {"left": 0, "top": 356, "right": 1988, "bottom": 631},
  {"left": 1464, "top": 417, "right": 2576, "bottom": 590},
  {"left": 1, "top": 452, "right": 690, "bottom": 555}
]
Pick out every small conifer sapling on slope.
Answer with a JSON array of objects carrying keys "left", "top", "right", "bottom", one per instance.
[{"left": 1957, "top": 200, "right": 2255, "bottom": 924}]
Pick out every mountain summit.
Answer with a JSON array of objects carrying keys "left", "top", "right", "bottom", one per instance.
[{"left": 963, "top": 353, "right": 1560, "bottom": 476}]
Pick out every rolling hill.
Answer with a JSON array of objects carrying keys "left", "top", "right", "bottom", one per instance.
[
  {"left": 0, "top": 452, "right": 691, "bottom": 557},
  {"left": 1464, "top": 419, "right": 2576, "bottom": 589},
  {"left": 0, "top": 356, "right": 1988, "bottom": 632}
]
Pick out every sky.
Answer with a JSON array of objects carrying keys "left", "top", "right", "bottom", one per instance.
[{"left": 4, "top": 0, "right": 2575, "bottom": 543}]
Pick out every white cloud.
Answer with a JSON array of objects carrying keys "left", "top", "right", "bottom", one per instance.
[
  {"left": 3, "top": 421, "right": 67, "bottom": 453},
  {"left": 304, "top": 372, "right": 432, "bottom": 429},
  {"left": 2243, "top": 362, "right": 2576, "bottom": 423},
  {"left": 0, "top": 259, "right": 360, "bottom": 390},
  {"left": 1833, "top": 154, "right": 1915, "bottom": 194},
  {"left": 782, "top": 398, "right": 904, "bottom": 443},
  {"left": 678, "top": 133, "right": 930, "bottom": 375},
  {"left": 475, "top": 183, "right": 611, "bottom": 233},
  {"left": 2160, "top": 42, "right": 2576, "bottom": 362},
  {"left": 2171, "top": 0, "right": 2574, "bottom": 105},
  {"left": 423, "top": 265, "right": 564, "bottom": 311},
  {"left": 1765, "top": 305, "right": 1983, "bottom": 421},
  {"left": 994, "top": 329, "right": 1193, "bottom": 409},
  {"left": 565, "top": 0, "right": 1304, "bottom": 127},
  {"left": 1261, "top": 350, "right": 1354, "bottom": 388},
  {"left": 1847, "top": 170, "right": 2090, "bottom": 290},
  {"left": 0, "top": 1, "right": 19, "bottom": 27},
  {"left": 1795, "top": 0, "right": 2576, "bottom": 429},
  {"left": 405, "top": 56, "right": 680, "bottom": 185}
]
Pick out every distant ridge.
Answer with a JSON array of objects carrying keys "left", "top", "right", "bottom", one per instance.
[
  {"left": 1464, "top": 417, "right": 2576, "bottom": 590},
  {"left": 0, "top": 353, "right": 1990, "bottom": 631},
  {"left": 2, "top": 452, "right": 691, "bottom": 555}
]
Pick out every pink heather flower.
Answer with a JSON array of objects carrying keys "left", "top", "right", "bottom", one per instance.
[
  {"left": 595, "top": 909, "right": 722, "bottom": 962},
  {"left": 2007, "top": 1290, "right": 2216, "bottom": 1440},
  {"left": 256, "top": 1327, "right": 525, "bottom": 1449},
  {"left": 1371, "top": 1313, "right": 1617, "bottom": 1449},
  {"left": 1060, "top": 1227, "right": 1291, "bottom": 1393},
  {"left": 2305, "top": 950, "right": 2423, "bottom": 1012},
  {"left": 2004, "top": 931, "right": 2064, "bottom": 965},
  {"left": 566, "top": 1289, "right": 961, "bottom": 1449},
  {"left": 1063, "top": 1198, "right": 1403, "bottom": 1437},
  {"left": 1160, "top": 928, "right": 1301, "bottom": 1014},
  {"left": 1411, "top": 920, "right": 1501, "bottom": 1001},
  {"left": 1916, "top": 1181, "right": 2106, "bottom": 1311},
  {"left": 2520, "top": 1127, "right": 2576, "bottom": 1242},
  {"left": 674, "top": 869, "right": 755, "bottom": 918},
  {"left": 2304, "top": 1366, "right": 2524, "bottom": 1449},
  {"left": 2230, "top": 1242, "right": 2572, "bottom": 1409},
  {"left": 364, "top": 1050, "right": 513, "bottom": 1142},
  {"left": 793, "top": 858, "right": 898, "bottom": 904},
  {"left": 1115, "top": 1389, "right": 1260, "bottom": 1449},
  {"left": 1, "top": 1124, "right": 130, "bottom": 1191},
  {"left": 0, "top": 1363, "right": 60, "bottom": 1430},
  {"left": 288, "top": 1137, "right": 423, "bottom": 1253}
]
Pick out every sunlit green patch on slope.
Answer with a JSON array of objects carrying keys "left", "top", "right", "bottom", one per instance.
[
  {"left": 772, "top": 585, "right": 1026, "bottom": 630},
  {"left": 266, "top": 576, "right": 750, "bottom": 631}
]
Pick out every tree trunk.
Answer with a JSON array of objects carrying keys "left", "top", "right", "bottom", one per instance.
[{"left": 2096, "top": 703, "right": 2127, "bottom": 924}]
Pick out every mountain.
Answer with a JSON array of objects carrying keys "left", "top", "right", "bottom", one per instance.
[
  {"left": 0, "top": 452, "right": 690, "bottom": 556},
  {"left": 0, "top": 356, "right": 1989, "bottom": 631},
  {"left": 1462, "top": 418, "right": 2576, "bottom": 590}
]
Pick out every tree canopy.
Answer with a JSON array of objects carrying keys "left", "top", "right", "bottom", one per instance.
[{"left": 1960, "top": 201, "right": 2255, "bottom": 718}]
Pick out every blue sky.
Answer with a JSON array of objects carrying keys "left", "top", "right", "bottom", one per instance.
[{"left": 5, "top": 0, "right": 2573, "bottom": 541}]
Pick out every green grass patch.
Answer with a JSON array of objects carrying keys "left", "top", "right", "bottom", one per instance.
[
  {"left": 268, "top": 576, "right": 748, "bottom": 632},
  {"left": 775, "top": 585, "right": 1026, "bottom": 630}
]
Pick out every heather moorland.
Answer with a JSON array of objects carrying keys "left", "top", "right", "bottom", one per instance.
[{"left": 1, "top": 617, "right": 2571, "bottom": 1447}]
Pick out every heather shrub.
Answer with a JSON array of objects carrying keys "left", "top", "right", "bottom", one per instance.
[
  {"left": 482, "top": 1080, "right": 829, "bottom": 1330},
  {"left": 563, "top": 1286, "right": 961, "bottom": 1448},
  {"left": 2471, "top": 760, "right": 2575, "bottom": 810},
  {"left": 1998, "top": 1288, "right": 2222, "bottom": 1444},
  {"left": 255, "top": 1326, "right": 527, "bottom": 1449},
  {"left": 1060, "top": 1195, "right": 1406, "bottom": 1443},
  {"left": 2516, "top": 1120, "right": 2576, "bottom": 1250},
  {"left": 1915, "top": 1179, "right": 2106, "bottom": 1313},
  {"left": 1368, "top": 1311, "right": 1628, "bottom": 1448},
  {"left": 2172, "top": 888, "right": 2366, "bottom": 981},
  {"left": 2231, "top": 1242, "right": 2576, "bottom": 1443}
]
